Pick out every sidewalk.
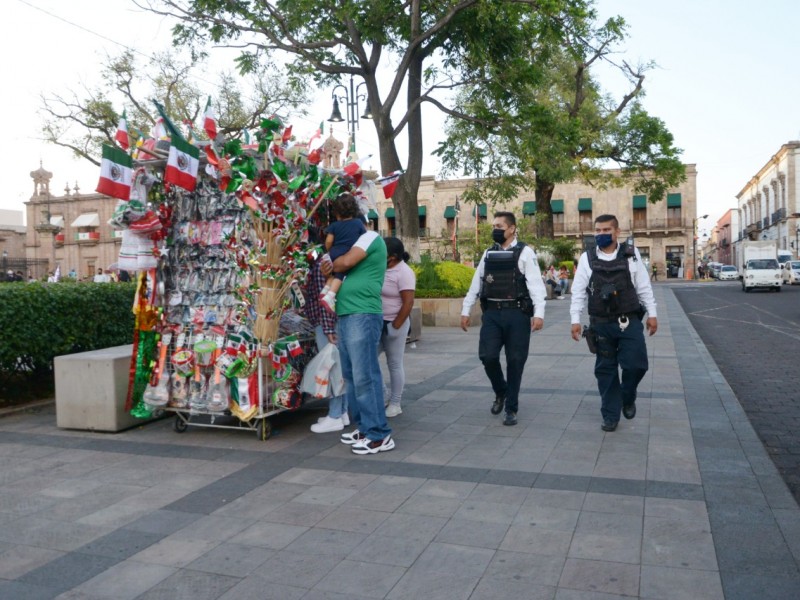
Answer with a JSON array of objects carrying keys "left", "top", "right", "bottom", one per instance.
[{"left": 0, "top": 284, "right": 799, "bottom": 599}]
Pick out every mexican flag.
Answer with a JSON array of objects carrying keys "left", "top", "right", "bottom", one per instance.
[
  {"left": 115, "top": 110, "right": 129, "bottom": 150},
  {"left": 164, "top": 135, "right": 200, "bottom": 191},
  {"left": 343, "top": 154, "right": 373, "bottom": 177},
  {"left": 203, "top": 97, "right": 217, "bottom": 141},
  {"left": 377, "top": 170, "right": 404, "bottom": 199},
  {"left": 96, "top": 144, "right": 133, "bottom": 200}
]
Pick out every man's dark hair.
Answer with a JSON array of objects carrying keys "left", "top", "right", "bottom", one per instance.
[
  {"left": 594, "top": 214, "right": 619, "bottom": 229},
  {"left": 332, "top": 193, "right": 361, "bottom": 219},
  {"left": 494, "top": 211, "right": 516, "bottom": 227}
]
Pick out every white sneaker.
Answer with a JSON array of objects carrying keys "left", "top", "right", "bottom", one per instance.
[
  {"left": 317, "top": 413, "right": 350, "bottom": 426},
  {"left": 340, "top": 429, "right": 366, "bottom": 445},
  {"left": 310, "top": 416, "right": 344, "bottom": 433},
  {"left": 351, "top": 435, "right": 395, "bottom": 455},
  {"left": 557, "top": 295, "right": 566, "bottom": 299},
  {"left": 385, "top": 404, "right": 402, "bottom": 418}
]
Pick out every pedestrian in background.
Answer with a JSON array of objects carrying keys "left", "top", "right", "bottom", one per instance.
[
  {"left": 569, "top": 214, "right": 657, "bottom": 432},
  {"left": 305, "top": 258, "right": 349, "bottom": 433},
  {"left": 380, "top": 237, "right": 416, "bottom": 418},
  {"left": 460, "top": 211, "right": 547, "bottom": 426}
]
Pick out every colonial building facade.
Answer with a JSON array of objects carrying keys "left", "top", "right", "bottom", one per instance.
[
  {"left": 26, "top": 164, "right": 120, "bottom": 280},
  {"left": 734, "top": 141, "right": 800, "bottom": 267},
  {"left": 376, "top": 165, "right": 698, "bottom": 279}
]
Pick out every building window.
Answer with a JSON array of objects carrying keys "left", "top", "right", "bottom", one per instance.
[
  {"left": 667, "top": 206, "right": 682, "bottom": 228},
  {"left": 633, "top": 208, "right": 647, "bottom": 229},
  {"left": 553, "top": 212, "right": 565, "bottom": 233},
  {"left": 578, "top": 210, "right": 593, "bottom": 231}
]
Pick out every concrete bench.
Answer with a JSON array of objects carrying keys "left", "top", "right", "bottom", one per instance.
[{"left": 55, "top": 344, "right": 158, "bottom": 432}]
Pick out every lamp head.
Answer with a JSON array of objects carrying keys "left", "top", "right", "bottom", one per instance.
[{"left": 328, "top": 98, "right": 344, "bottom": 123}]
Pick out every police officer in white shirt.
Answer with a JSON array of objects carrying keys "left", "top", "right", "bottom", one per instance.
[
  {"left": 461, "top": 211, "right": 547, "bottom": 426},
  {"left": 570, "top": 214, "right": 658, "bottom": 432}
]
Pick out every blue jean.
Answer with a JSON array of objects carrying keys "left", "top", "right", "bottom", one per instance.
[
  {"left": 478, "top": 308, "right": 531, "bottom": 414},
  {"left": 314, "top": 325, "right": 346, "bottom": 419},
  {"left": 337, "top": 313, "right": 390, "bottom": 441},
  {"left": 593, "top": 318, "right": 649, "bottom": 422}
]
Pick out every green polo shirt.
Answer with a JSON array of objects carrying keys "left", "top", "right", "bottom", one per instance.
[{"left": 336, "top": 231, "right": 387, "bottom": 316}]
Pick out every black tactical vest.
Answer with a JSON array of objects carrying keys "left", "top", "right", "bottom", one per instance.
[
  {"left": 587, "top": 243, "right": 641, "bottom": 317},
  {"left": 479, "top": 243, "right": 531, "bottom": 301}
]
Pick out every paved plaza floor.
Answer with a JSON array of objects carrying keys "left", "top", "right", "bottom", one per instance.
[{"left": 0, "top": 284, "right": 799, "bottom": 599}]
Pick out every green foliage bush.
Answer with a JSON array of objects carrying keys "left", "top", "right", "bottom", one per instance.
[
  {"left": 411, "top": 258, "right": 475, "bottom": 298},
  {"left": 0, "top": 282, "right": 136, "bottom": 400}
]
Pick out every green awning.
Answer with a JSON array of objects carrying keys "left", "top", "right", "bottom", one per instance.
[
  {"left": 667, "top": 193, "right": 682, "bottom": 208},
  {"left": 472, "top": 204, "right": 487, "bottom": 217},
  {"left": 632, "top": 195, "right": 647, "bottom": 209},
  {"left": 443, "top": 205, "right": 457, "bottom": 219},
  {"left": 550, "top": 199, "right": 564, "bottom": 214},
  {"left": 578, "top": 197, "right": 592, "bottom": 211},
  {"left": 367, "top": 209, "right": 378, "bottom": 219},
  {"left": 418, "top": 206, "right": 426, "bottom": 216},
  {"left": 385, "top": 207, "right": 395, "bottom": 218},
  {"left": 522, "top": 201, "right": 536, "bottom": 215}
]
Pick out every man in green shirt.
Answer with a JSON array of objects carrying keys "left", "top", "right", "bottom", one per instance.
[{"left": 325, "top": 230, "right": 394, "bottom": 454}]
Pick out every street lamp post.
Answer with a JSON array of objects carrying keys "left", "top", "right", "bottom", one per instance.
[
  {"left": 328, "top": 75, "right": 371, "bottom": 153},
  {"left": 693, "top": 214, "right": 708, "bottom": 279},
  {"left": 2, "top": 250, "right": 7, "bottom": 279}
]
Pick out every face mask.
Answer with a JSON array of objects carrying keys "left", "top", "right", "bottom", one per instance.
[
  {"left": 491, "top": 229, "right": 507, "bottom": 244},
  {"left": 595, "top": 233, "right": 613, "bottom": 248}
]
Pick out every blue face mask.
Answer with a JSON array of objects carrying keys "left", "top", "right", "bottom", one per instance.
[{"left": 595, "top": 233, "right": 613, "bottom": 248}]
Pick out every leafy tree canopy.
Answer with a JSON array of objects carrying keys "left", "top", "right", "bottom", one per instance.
[
  {"left": 40, "top": 49, "right": 308, "bottom": 165},
  {"left": 435, "top": 11, "right": 686, "bottom": 237}
]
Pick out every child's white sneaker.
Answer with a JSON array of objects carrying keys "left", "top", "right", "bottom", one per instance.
[{"left": 311, "top": 416, "right": 344, "bottom": 433}]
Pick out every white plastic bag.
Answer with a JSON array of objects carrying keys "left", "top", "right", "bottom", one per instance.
[{"left": 301, "top": 344, "right": 343, "bottom": 399}]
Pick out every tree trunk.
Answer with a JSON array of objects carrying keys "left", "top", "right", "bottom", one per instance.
[{"left": 535, "top": 179, "right": 555, "bottom": 239}]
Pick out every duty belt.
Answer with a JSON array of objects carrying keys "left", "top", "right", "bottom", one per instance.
[
  {"left": 589, "top": 312, "right": 640, "bottom": 324},
  {"left": 484, "top": 299, "right": 524, "bottom": 310}
]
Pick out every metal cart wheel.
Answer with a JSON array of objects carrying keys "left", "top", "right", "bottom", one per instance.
[
  {"left": 173, "top": 414, "right": 188, "bottom": 433},
  {"left": 258, "top": 418, "right": 272, "bottom": 441}
]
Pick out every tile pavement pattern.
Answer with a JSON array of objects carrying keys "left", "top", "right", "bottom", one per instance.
[{"left": 0, "top": 285, "right": 798, "bottom": 599}]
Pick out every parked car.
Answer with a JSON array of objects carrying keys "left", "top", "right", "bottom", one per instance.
[
  {"left": 708, "top": 262, "right": 723, "bottom": 279},
  {"left": 782, "top": 260, "right": 800, "bottom": 285},
  {"left": 718, "top": 265, "right": 739, "bottom": 281}
]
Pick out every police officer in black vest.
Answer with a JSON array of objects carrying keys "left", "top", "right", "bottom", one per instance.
[
  {"left": 570, "top": 214, "right": 658, "bottom": 432},
  {"left": 461, "top": 211, "right": 547, "bottom": 426}
]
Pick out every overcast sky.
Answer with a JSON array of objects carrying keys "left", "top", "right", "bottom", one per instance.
[{"left": 4, "top": 0, "right": 799, "bottom": 235}]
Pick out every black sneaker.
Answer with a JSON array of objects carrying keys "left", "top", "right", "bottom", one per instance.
[
  {"left": 503, "top": 412, "right": 517, "bottom": 426},
  {"left": 622, "top": 402, "right": 636, "bottom": 420},
  {"left": 491, "top": 394, "right": 505, "bottom": 415},
  {"left": 601, "top": 420, "right": 618, "bottom": 432}
]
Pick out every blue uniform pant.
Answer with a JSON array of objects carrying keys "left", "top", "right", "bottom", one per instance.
[
  {"left": 592, "top": 318, "right": 649, "bottom": 423},
  {"left": 478, "top": 308, "right": 531, "bottom": 414}
]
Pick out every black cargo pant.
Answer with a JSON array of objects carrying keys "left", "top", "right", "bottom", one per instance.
[{"left": 478, "top": 307, "right": 531, "bottom": 414}]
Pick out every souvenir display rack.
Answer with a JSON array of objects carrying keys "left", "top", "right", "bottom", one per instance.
[{"left": 107, "top": 113, "right": 369, "bottom": 440}]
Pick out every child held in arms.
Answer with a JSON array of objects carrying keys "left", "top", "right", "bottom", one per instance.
[{"left": 319, "top": 192, "right": 367, "bottom": 313}]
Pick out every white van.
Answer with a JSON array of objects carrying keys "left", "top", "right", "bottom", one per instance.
[{"left": 742, "top": 258, "right": 781, "bottom": 292}]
